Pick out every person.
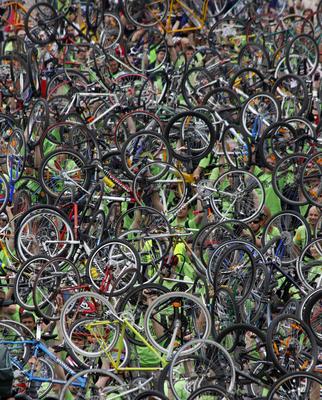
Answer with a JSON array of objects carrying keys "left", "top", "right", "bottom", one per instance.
[
  {"left": 249, "top": 206, "right": 280, "bottom": 248},
  {"left": 294, "top": 206, "right": 321, "bottom": 249}
]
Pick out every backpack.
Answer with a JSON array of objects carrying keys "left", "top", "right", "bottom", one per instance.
[{"left": 0, "top": 346, "right": 14, "bottom": 399}]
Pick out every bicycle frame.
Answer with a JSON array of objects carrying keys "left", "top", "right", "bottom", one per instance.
[
  {"left": 3, "top": 339, "right": 87, "bottom": 388},
  {"left": 165, "top": 0, "right": 209, "bottom": 33},
  {"left": 86, "top": 319, "right": 168, "bottom": 369}
]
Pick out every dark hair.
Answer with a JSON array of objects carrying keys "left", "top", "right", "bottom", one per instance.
[{"left": 21, "top": 312, "right": 35, "bottom": 322}]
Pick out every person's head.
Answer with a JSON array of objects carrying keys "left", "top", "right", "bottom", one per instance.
[
  {"left": 307, "top": 206, "right": 320, "bottom": 227},
  {"left": 109, "top": 59, "right": 119, "bottom": 74},
  {"left": 20, "top": 312, "right": 36, "bottom": 331},
  {"left": 249, "top": 206, "right": 271, "bottom": 232},
  {"left": 184, "top": 45, "right": 195, "bottom": 61},
  {"left": 177, "top": 204, "right": 189, "bottom": 219},
  {"left": 0, "top": 212, "right": 8, "bottom": 228},
  {"left": 156, "top": 46, "right": 166, "bottom": 63}
]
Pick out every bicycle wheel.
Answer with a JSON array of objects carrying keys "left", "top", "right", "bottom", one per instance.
[
  {"left": 209, "top": 169, "right": 265, "bottom": 222},
  {"left": 208, "top": 244, "right": 256, "bottom": 305},
  {"left": 98, "top": 12, "right": 123, "bottom": 50},
  {"left": 241, "top": 92, "right": 281, "bottom": 139},
  {"left": 221, "top": 124, "right": 252, "bottom": 169},
  {"left": 114, "top": 110, "right": 163, "bottom": 151},
  {"left": 59, "top": 368, "right": 127, "bottom": 400},
  {"left": 125, "top": 28, "right": 168, "bottom": 73},
  {"left": 211, "top": 286, "right": 240, "bottom": 337},
  {"left": 300, "top": 151, "right": 322, "bottom": 207},
  {"left": 181, "top": 67, "right": 214, "bottom": 109},
  {"left": 27, "top": 98, "right": 49, "bottom": 148},
  {"left": 27, "top": 46, "right": 40, "bottom": 96},
  {"left": 116, "top": 283, "right": 169, "bottom": 346},
  {"left": 14, "top": 205, "right": 75, "bottom": 261},
  {"left": 202, "top": 86, "right": 241, "bottom": 125},
  {"left": 86, "top": 239, "right": 141, "bottom": 296},
  {"left": 216, "top": 323, "right": 270, "bottom": 396},
  {"left": 144, "top": 292, "right": 211, "bottom": 356},
  {"left": 33, "top": 257, "right": 81, "bottom": 321},
  {"left": 0, "top": 321, "right": 30, "bottom": 366},
  {"left": 187, "top": 386, "right": 231, "bottom": 400},
  {"left": 267, "top": 371, "right": 322, "bottom": 400},
  {"left": 134, "top": 391, "right": 168, "bottom": 400},
  {"left": 120, "top": 130, "right": 172, "bottom": 179},
  {"left": 238, "top": 43, "right": 271, "bottom": 74},
  {"left": 168, "top": 339, "right": 236, "bottom": 399},
  {"left": 132, "top": 161, "right": 187, "bottom": 214},
  {"left": 230, "top": 67, "right": 266, "bottom": 98},
  {"left": 83, "top": 209, "right": 105, "bottom": 251},
  {"left": 302, "top": 288, "right": 322, "bottom": 346},
  {"left": 0, "top": 172, "right": 9, "bottom": 213},
  {"left": 114, "top": 206, "right": 172, "bottom": 270},
  {"left": 23, "top": 356, "right": 54, "bottom": 398},
  {"left": 39, "top": 148, "right": 91, "bottom": 199},
  {"left": 296, "top": 238, "right": 322, "bottom": 292},
  {"left": 271, "top": 74, "right": 308, "bottom": 118},
  {"left": 0, "top": 54, "right": 30, "bottom": 100},
  {"left": 286, "top": 34, "right": 319, "bottom": 77},
  {"left": 24, "top": 3, "right": 58, "bottom": 45},
  {"left": 85, "top": 0, "right": 103, "bottom": 30},
  {"left": 262, "top": 210, "right": 311, "bottom": 265},
  {"left": 46, "top": 70, "right": 89, "bottom": 98},
  {"left": 123, "top": 0, "right": 168, "bottom": 27},
  {"left": 6, "top": 128, "right": 26, "bottom": 182},
  {"left": 266, "top": 314, "right": 317, "bottom": 373},
  {"left": 60, "top": 291, "right": 119, "bottom": 358},
  {"left": 272, "top": 153, "right": 309, "bottom": 206},
  {"left": 13, "top": 256, "right": 50, "bottom": 311},
  {"left": 192, "top": 220, "right": 255, "bottom": 269},
  {"left": 258, "top": 122, "right": 299, "bottom": 171},
  {"left": 164, "top": 111, "right": 217, "bottom": 162}
]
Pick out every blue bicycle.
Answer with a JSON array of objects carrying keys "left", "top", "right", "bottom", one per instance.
[{"left": 0, "top": 319, "right": 87, "bottom": 398}]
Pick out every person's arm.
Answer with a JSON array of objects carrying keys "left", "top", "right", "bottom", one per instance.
[{"left": 165, "top": 33, "right": 177, "bottom": 63}]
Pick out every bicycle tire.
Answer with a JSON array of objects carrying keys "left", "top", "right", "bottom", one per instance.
[
  {"left": 123, "top": 0, "right": 168, "bottom": 28},
  {"left": 300, "top": 151, "right": 322, "bottom": 207},
  {"left": 120, "top": 130, "right": 172, "bottom": 179},
  {"left": 27, "top": 98, "right": 49, "bottom": 148},
  {"left": 59, "top": 368, "right": 127, "bottom": 400},
  {"left": 0, "top": 321, "right": 31, "bottom": 366},
  {"left": 116, "top": 283, "right": 170, "bottom": 346},
  {"left": 209, "top": 169, "right": 265, "bottom": 222},
  {"left": 85, "top": 0, "right": 103, "bottom": 30},
  {"left": 208, "top": 243, "right": 256, "bottom": 305},
  {"left": 38, "top": 148, "right": 91, "bottom": 199},
  {"left": 14, "top": 205, "right": 75, "bottom": 261},
  {"left": 24, "top": 3, "right": 58, "bottom": 45},
  {"left": 27, "top": 46, "right": 40, "bottom": 96},
  {"left": 164, "top": 110, "right": 217, "bottom": 162},
  {"left": 0, "top": 172, "right": 9, "bottom": 213},
  {"left": 144, "top": 292, "right": 211, "bottom": 356},
  {"left": 266, "top": 313, "right": 317, "bottom": 373},
  {"left": 302, "top": 287, "right": 322, "bottom": 346},
  {"left": 32, "top": 257, "right": 81, "bottom": 321},
  {"left": 13, "top": 255, "right": 50, "bottom": 311},
  {"left": 285, "top": 33, "right": 319, "bottom": 77},
  {"left": 272, "top": 153, "right": 309, "bottom": 206},
  {"left": 169, "top": 338, "right": 236, "bottom": 399},
  {"left": 271, "top": 73, "right": 309, "bottom": 118},
  {"left": 85, "top": 238, "right": 141, "bottom": 296},
  {"left": 187, "top": 386, "right": 231, "bottom": 400},
  {"left": 60, "top": 291, "right": 120, "bottom": 358},
  {"left": 267, "top": 371, "right": 322, "bottom": 399}
]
